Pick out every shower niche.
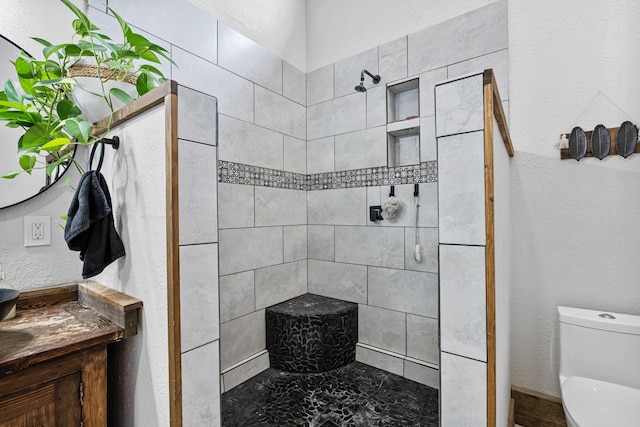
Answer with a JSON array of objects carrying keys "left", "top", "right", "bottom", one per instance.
[{"left": 387, "top": 77, "right": 420, "bottom": 167}]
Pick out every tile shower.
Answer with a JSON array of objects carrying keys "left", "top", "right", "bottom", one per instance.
[{"left": 88, "top": 0, "right": 509, "bottom": 424}]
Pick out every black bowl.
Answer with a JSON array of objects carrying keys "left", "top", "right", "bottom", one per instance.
[{"left": 0, "top": 288, "right": 20, "bottom": 321}]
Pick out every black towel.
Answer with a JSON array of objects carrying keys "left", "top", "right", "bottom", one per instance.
[{"left": 64, "top": 170, "right": 125, "bottom": 279}]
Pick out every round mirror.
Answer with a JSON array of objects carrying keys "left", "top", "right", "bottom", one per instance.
[{"left": 0, "top": 34, "right": 75, "bottom": 209}]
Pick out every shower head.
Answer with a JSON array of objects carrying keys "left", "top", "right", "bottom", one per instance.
[{"left": 354, "top": 69, "right": 381, "bottom": 93}]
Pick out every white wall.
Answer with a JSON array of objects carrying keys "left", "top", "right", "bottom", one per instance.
[
  {"left": 188, "top": 0, "right": 306, "bottom": 71},
  {"left": 509, "top": 0, "right": 640, "bottom": 397},
  {"left": 305, "top": 0, "right": 497, "bottom": 71}
]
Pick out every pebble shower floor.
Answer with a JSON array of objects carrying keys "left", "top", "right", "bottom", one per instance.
[{"left": 221, "top": 361, "right": 439, "bottom": 426}]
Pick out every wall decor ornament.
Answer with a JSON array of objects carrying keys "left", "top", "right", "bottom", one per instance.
[
  {"left": 568, "top": 126, "right": 587, "bottom": 161},
  {"left": 590, "top": 124, "right": 610, "bottom": 160}
]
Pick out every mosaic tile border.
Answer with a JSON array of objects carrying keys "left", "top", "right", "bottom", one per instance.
[{"left": 218, "top": 160, "right": 438, "bottom": 191}]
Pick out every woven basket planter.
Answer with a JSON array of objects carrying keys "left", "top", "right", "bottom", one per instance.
[{"left": 69, "top": 64, "right": 138, "bottom": 123}]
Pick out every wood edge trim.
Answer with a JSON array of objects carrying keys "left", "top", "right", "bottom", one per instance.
[
  {"left": 508, "top": 398, "right": 515, "bottom": 427},
  {"left": 16, "top": 284, "right": 79, "bottom": 310},
  {"left": 483, "top": 69, "right": 514, "bottom": 157},
  {"left": 165, "top": 91, "right": 182, "bottom": 427},
  {"left": 81, "top": 280, "right": 143, "bottom": 311},
  {"left": 93, "top": 80, "right": 178, "bottom": 132},
  {"left": 483, "top": 75, "right": 497, "bottom": 427},
  {"left": 511, "top": 385, "right": 567, "bottom": 427}
]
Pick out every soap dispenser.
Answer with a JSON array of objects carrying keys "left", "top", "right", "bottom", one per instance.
[{"left": 0, "top": 265, "right": 18, "bottom": 321}]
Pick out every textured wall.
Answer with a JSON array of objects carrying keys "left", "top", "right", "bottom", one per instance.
[{"left": 509, "top": 0, "right": 640, "bottom": 397}]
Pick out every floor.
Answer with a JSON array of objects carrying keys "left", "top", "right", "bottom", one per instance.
[{"left": 221, "top": 361, "right": 439, "bottom": 427}]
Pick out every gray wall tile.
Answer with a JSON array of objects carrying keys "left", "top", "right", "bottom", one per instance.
[
  {"left": 335, "top": 126, "right": 387, "bottom": 171},
  {"left": 177, "top": 86, "right": 217, "bottom": 146},
  {"left": 405, "top": 227, "right": 439, "bottom": 273},
  {"left": 307, "top": 64, "right": 334, "bottom": 106},
  {"left": 179, "top": 140, "right": 217, "bottom": 245},
  {"left": 448, "top": 49, "right": 509, "bottom": 100},
  {"left": 255, "top": 260, "right": 307, "bottom": 309},
  {"left": 307, "top": 225, "right": 335, "bottom": 261},
  {"left": 182, "top": 341, "right": 220, "bottom": 427},
  {"left": 217, "top": 183, "right": 254, "bottom": 229},
  {"left": 255, "top": 86, "right": 306, "bottom": 139},
  {"left": 407, "top": 314, "right": 439, "bottom": 364},
  {"left": 109, "top": 0, "right": 218, "bottom": 64},
  {"left": 435, "top": 73, "right": 484, "bottom": 137},
  {"left": 404, "top": 360, "right": 439, "bottom": 389},
  {"left": 219, "top": 227, "right": 283, "bottom": 275},
  {"left": 356, "top": 345, "right": 403, "bottom": 375},
  {"left": 218, "top": 115, "right": 283, "bottom": 170},
  {"left": 440, "top": 244, "right": 487, "bottom": 362},
  {"left": 335, "top": 226, "right": 404, "bottom": 269},
  {"left": 407, "top": 1, "right": 507, "bottom": 75},
  {"left": 284, "top": 225, "right": 307, "bottom": 262},
  {"left": 284, "top": 136, "right": 307, "bottom": 174},
  {"left": 359, "top": 305, "right": 406, "bottom": 355},
  {"left": 366, "top": 86, "right": 387, "bottom": 128},
  {"left": 379, "top": 37, "right": 408, "bottom": 85},
  {"left": 308, "top": 188, "right": 366, "bottom": 225},
  {"left": 219, "top": 271, "right": 255, "bottom": 323},
  {"left": 218, "top": 23, "right": 283, "bottom": 94},
  {"left": 255, "top": 187, "right": 306, "bottom": 227},
  {"left": 308, "top": 259, "right": 367, "bottom": 304},
  {"left": 283, "top": 61, "right": 306, "bottom": 105},
  {"left": 420, "top": 116, "right": 437, "bottom": 162},
  {"left": 220, "top": 310, "right": 266, "bottom": 370},
  {"left": 440, "top": 352, "right": 487, "bottom": 426},
  {"left": 222, "top": 351, "right": 269, "bottom": 392},
  {"left": 368, "top": 267, "right": 438, "bottom": 317},
  {"left": 307, "top": 94, "right": 366, "bottom": 140},
  {"left": 172, "top": 47, "right": 253, "bottom": 122},
  {"left": 380, "top": 183, "right": 438, "bottom": 228},
  {"left": 438, "top": 131, "right": 486, "bottom": 245},
  {"left": 180, "top": 244, "right": 219, "bottom": 352},
  {"left": 335, "top": 47, "right": 379, "bottom": 98},
  {"left": 307, "top": 137, "right": 335, "bottom": 174},
  {"left": 419, "top": 68, "right": 448, "bottom": 118}
]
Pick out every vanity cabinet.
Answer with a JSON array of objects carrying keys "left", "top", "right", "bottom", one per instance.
[{"left": 0, "top": 283, "right": 141, "bottom": 427}]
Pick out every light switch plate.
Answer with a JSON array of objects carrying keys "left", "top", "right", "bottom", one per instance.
[{"left": 24, "top": 216, "right": 52, "bottom": 247}]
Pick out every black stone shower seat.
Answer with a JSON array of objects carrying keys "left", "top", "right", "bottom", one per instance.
[{"left": 266, "top": 293, "right": 358, "bottom": 373}]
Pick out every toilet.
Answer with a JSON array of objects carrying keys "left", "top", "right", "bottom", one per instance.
[{"left": 558, "top": 306, "right": 640, "bottom": 427}]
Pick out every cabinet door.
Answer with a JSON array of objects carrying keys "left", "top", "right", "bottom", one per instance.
[{"left": 0, "top": 373, "right": 82, "bottom": 427}]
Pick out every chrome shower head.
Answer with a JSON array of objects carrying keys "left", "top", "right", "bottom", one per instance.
[{"left": 354, "top": 69, "right": 381, "bottom": 93}]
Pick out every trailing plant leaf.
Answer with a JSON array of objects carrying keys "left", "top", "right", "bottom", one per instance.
[
  {"left": 41, "top": 137, "right": 71, "bottom": 152},
  {"left": 57, "top": 99, "right": 81, "bottom": 120},
  {"left": 46, "top": 153, "right": 72, "bottom": 176},
  {"left": 19, "top": 124, "right": 50, "bottom": 151},
  {"left": 19, "top": 154, "right": 37, "bottom": 174},
  {"left": 1, "top": 170, "right": 21, "bottom": 179},
  {"left": 4, "top": 80, "right": 21, "bottom": 104},
  {"left": 64, "top": 119, "right": 90, "bottom": 144},
  {"left": 135, "top": 73, "right": 155, "bottom": 96},
  {"left": 110, "top": 87, "right": 134, "bottom": 104}
]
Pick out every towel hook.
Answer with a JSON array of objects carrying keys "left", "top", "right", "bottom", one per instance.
[{"left": 88, "top": 137, "right": 120, "bottom": 173}]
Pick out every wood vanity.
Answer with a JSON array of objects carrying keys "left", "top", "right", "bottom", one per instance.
[{"left": 0, "top": 282, "right": 142, "bottom": 427}]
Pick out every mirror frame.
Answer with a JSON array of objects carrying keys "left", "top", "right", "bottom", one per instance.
[{"left": 0, "top": 34, "right": 77, "bottom": 209}]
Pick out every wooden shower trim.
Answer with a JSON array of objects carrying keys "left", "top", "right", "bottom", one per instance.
[
  {"left": 483, "top": 68, "right": 513, "bottom": 427},
  {"left": 96, "top": 80, "right": 183, "bottom": 427}
]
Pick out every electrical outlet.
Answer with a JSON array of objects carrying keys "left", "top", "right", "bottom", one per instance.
[{"left": 24, "top": 216, "right": 51, "bottom": 247}]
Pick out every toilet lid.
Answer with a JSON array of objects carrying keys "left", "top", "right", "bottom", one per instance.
[{"left": 562, "top": 376, "right": 640, "bottom": 427}]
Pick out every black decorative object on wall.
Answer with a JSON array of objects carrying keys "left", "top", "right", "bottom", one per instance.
[
  {"left": 559, "top": 122, "right": 640, "bottom": 160},
  {"left": 616, "top": 121, "right": 638, "bottom": 159},
  {"left": 591, "top": 124, "right": 610, "bottom": 160},
  {"left": 569, "top": 126, "right": 587, "bottom": 161},
  {"left": 266, "top": 293, "right": 357, "bottom": 373}
]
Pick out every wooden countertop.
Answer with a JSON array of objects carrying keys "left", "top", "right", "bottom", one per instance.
[{"left": 0, "top": 282, "right": 142, "bottom": 377}]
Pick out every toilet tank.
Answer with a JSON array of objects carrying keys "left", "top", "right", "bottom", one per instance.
[{"left": 558, "top": 306, "right": 640, "bottom": 390}]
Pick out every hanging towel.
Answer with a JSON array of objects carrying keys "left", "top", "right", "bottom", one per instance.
[{"left": 64, "top": 170, "right": 125, "bottom": 279}]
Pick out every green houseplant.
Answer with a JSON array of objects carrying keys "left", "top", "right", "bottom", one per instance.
[{"left": 0, "top": 0, "right": 171, "bottom": 179}]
